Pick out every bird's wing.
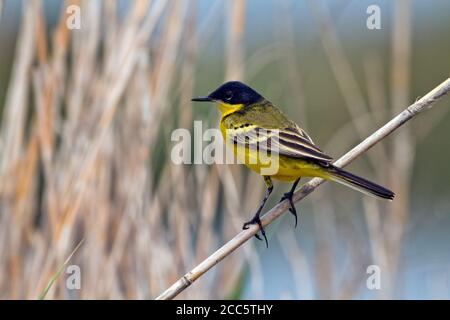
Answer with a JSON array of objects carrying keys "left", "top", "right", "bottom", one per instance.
[
  {"left": 226, "top": 125, "right": 332, "bottom": 162},
  {"left": 222, "top": 100, "right": 333, "bottom": 163}
]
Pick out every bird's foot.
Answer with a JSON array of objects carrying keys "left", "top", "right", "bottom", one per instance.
[
  {"left": 242, "top": 215, "right": 268, "bottom": 248},
  {"left": 279, "top": 191, "right": 298, "bottom": 228}
]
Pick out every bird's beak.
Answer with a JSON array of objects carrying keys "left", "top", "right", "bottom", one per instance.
[{"left": 191, "top": 96, "right": 213, "bottom": 102}]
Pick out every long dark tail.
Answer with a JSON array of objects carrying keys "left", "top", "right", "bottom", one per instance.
[{"left": 327, "top": 165, "right": 395, "bottom": 200}]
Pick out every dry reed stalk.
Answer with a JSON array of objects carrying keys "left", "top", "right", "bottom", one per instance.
[
  {"left": 156, "top": 78, "right": 450, "bottom": 300},
  {"left": 226, "top": 0, "right": 246, "bottom": 81},
  {"left": 0, "top": 3, "right": 35, "bottom": 177},
  {"left": 387, "top": 0, "right": 412, "bottom": 297},
  {"left": 1, "top": 0, "right": 251, "bottom": 299},
  {"left": 361, "top": 53, "right": 391, "bottom": 299}
]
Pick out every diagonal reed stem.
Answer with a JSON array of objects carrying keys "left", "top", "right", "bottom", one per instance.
[{"left": 156, "top": 78, "right": 450, "bottom": 300}]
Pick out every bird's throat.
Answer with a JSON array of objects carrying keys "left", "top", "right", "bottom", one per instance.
[{"left": 218, "top": 102, "right": 244, "bottom": 117}]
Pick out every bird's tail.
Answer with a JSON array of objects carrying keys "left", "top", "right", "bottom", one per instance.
[{"left": 326, "top": 165, "right": 394, "bottom": 200}]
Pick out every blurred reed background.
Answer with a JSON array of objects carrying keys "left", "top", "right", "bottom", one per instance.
[{"left": 0, "top": 0, "right": 449, "bottom": 299}]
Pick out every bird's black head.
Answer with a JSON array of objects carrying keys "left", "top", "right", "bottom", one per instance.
[{"left": 192, "top": 81, "right": 263, "bottom": 106}]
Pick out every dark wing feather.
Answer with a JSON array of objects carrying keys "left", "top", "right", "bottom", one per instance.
[{"left": 227, "top": 125, "right": 333, "bottom": 163}]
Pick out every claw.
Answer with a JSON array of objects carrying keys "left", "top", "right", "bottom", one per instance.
[
  {"left": 242, "top": 216, "right": 268, "bottom": 248},
  {"left": 280, "top": 191, "right": 298, "bottom": 228},
  {"left": 289, "top": 202, "right": 298, "bottom": 228}
]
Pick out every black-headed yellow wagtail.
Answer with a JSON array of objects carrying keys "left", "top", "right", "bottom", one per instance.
[{"left": 192, "top": 81, "right": 394, "bottom": 246}]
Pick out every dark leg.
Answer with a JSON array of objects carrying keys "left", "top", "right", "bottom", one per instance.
[
  {"left": 242, "top": 176, "right": 273, "bottom": 248},
  {"left": 279, "top": 178, "right": 300, "bottom": 228}
]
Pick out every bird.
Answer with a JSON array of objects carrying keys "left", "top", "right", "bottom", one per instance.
[{"left": 192, "top": 81, "right": 394, "bottom": 247}]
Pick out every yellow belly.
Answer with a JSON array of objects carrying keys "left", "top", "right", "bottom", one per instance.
[{"left": 242, "top": 150, "right": 328, "bottom": 181}]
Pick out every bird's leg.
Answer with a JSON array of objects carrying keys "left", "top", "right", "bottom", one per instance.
[
  {"left": 279, "top": 178, "right": 300, "bottom": 228},
  {"left": 242, "top": 176, "right": 273, "bottom": 248}
]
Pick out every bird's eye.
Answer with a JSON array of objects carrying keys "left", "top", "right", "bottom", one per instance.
[{"left": 224, "top": 91, "right": 233, "bottom": 101}]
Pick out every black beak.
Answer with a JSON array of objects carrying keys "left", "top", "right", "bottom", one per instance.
[{"left": 191, "top": 96, "right": 213, "bottom": 102}]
